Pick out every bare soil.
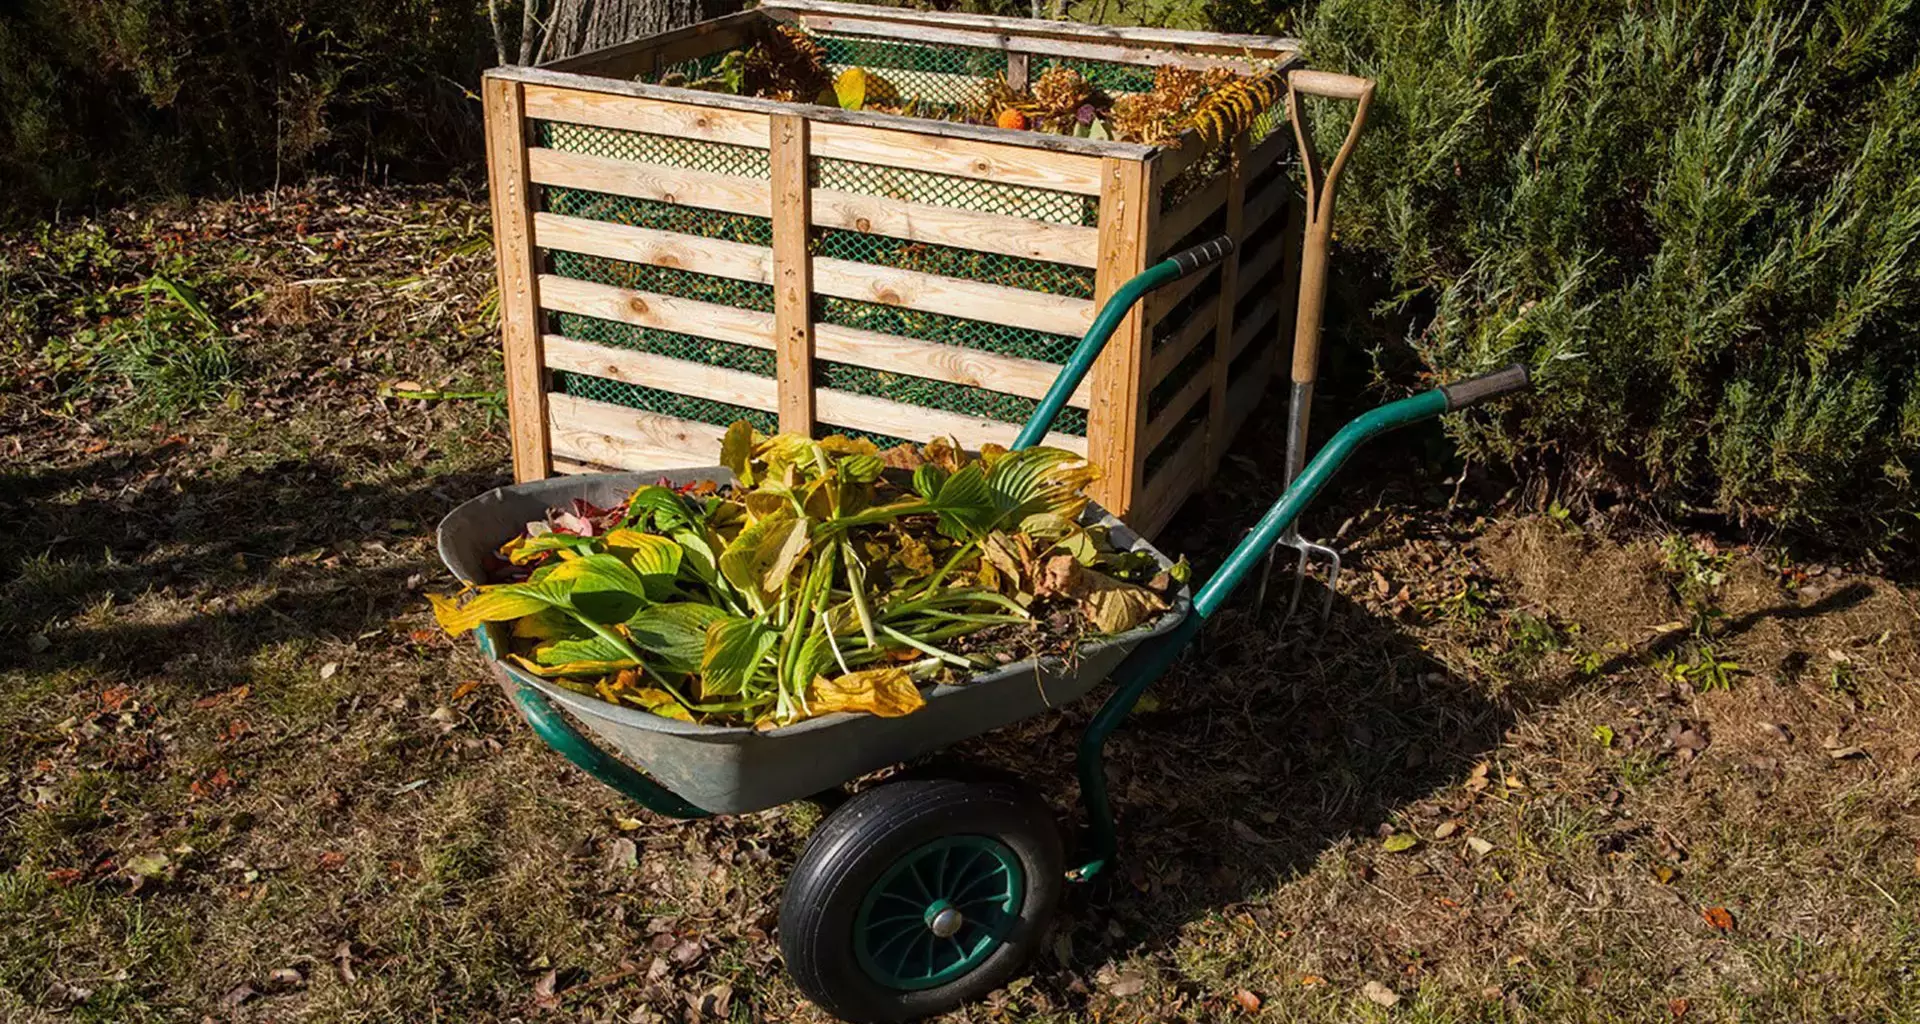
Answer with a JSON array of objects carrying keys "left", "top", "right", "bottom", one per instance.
[{"left": 2, "top": 183, "right": 1915, "bottom": 1023}]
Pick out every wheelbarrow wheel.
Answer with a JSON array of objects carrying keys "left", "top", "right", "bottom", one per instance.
[{"left": 778, "top": 774, "right": 1063, "bottom": 1023}]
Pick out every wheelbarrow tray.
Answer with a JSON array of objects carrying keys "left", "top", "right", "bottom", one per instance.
[{"left": 438, "top": 470, "right": 1190, "bottom": 815}]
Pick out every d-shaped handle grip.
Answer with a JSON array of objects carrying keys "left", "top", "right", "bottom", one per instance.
[
  {"left": 1441, "top": 364, "right": 1532, "bottom": 411},
  {"left": 1168, "top": 234, "right": 1234, "bottom": 275}
]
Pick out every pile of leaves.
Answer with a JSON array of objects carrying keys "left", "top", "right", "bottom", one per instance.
[
  {"left": 430, "top": 424, "right": 1184, "bottom": 729},
  {"left": 656, "top": 28, "right": 1281, "bottom": 153}
]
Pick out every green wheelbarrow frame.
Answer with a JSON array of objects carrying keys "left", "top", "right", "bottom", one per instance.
[{"left": 491, "top": 233, "right": 1530, "bottom": 881}]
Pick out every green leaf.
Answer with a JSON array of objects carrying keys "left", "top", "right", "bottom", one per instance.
[
  {"left": 547, "top": 553, "right": 651, "bottom": 622},
  {"left": 535, "top": 634, "right": 634, "bottom": 667},
  {"left": 429, "top": 581, "right": 571, "bottom": 634},
  {"left": 626, "top": 603, "right": 729, "bottom": 673},
  {"left": 701, "top": 616, "right": 777, "bottom": 695},
  {"left": 929, "top": 463, "right": 995, "bottom": 539},
  {"left": 1381, "top": 833, "right": 1419, "bottom": 853},
  {"left": 719, "top": 513, "right": 811, "bottom": 605},
  {"left": 912, "top": 464, "right": 948, "bottom": 500},
  {"left": 604, "top": 529, "right": 684, "bottom": 599},
  {"left": 621, "top": 485, "right": 695, "bottom": 532},
  {"left": 987, "top": 446, "right": 1095, "bottom": 524},
  {"left": 720, "top": 420, "right": 756, "bottom": 485}
]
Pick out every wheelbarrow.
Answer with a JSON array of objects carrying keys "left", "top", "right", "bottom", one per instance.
[{"left": 437, "top": 233, "right": 1531, "bottom": 1023}]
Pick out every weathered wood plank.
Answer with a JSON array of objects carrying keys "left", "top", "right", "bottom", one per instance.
[
  {"left": 770, "top": 112, "right": 815, "bottom": 435},
  {"left": 534, "top": 213, "right": 772, "bottom": 282},
  {"left": 527, "top": 148, "right": 772, "bottom": 217},
  {"left": 484, "top": 76, "right": 553, "bottom": 483},
  {"left": 1143, "top": 366, "right": 1211, "bottom": 451},
  {"left": 814, "top": 322, "right": 1091, "bottom": 407},
  {"left": 547, "top": 392, "right": 731, "bottom": 469},
  {"left": 761, "top": 0, "right": 1299, "bottom": 60},
  {"left": 544, "top": 335, "right": 778, "bottom": 411},
  {"left": 538, "top": 274, "right": 775, "bottom": 349},
  {"left": 1155, "top": 170, "right": 1231, "bottom": 253},
  {"left": 541, "top": 9, "right": 763, "bottom": 79},
  {"left": 815, "top": 389, "right": 1087, "bottom": 453},
  {"left": 811, "top": 187, "right": 1099, "bottom": 266},
  {"left": 1132, "top": 421, "right": 1207, "bottom": 538},
  {"left": 808, "top": 119, "right": 1106, "bottom": 194},
  {"left": 523, "top": 83, "right": 770, "bottom": 148},
  {"left": 1086, "top": 156, "right": 1155, "bottom": 519},
  {"left": 1205, "top": 132, "right": 1248, "bottom": 477},
  {"left": 812, "top": 257, "right": 1094, "bottom": 337}
]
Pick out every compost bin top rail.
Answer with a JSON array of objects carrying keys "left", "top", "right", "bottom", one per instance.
[
  {"left": 759, "top": 0, "right": 1301, "bottom": 59},
  {"left": 489, "top": 66, "right": 1159, "bottom": 165}
]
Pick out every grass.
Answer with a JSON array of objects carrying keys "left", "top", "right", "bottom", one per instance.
[{"left": 2, "top": 183, "right": 1918, "bottom": 1023}]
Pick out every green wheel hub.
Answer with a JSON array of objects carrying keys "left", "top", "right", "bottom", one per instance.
[{"left": 853, "top": 835, "right": 1026, "bottom": 991}]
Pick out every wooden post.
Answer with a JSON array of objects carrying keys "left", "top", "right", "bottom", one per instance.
[
  {"left": 770, "top": 112, "right": 816, "bottom": 436},
  {"left": 1086, "top": 156, "right": 1155, "bottom": 520},
  {"left": 1205, "top": 131, "right": 1248, "bottom": 478},
  {"left": 484, "top": 74, "right": 552, "bottom": 483},
  {"left": 1006, "top": 52, "right": 1031, "bottom": 92}
]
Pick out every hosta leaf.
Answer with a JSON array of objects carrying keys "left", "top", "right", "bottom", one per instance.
[
  {"left": 535, "top": 634, "right": 633, "bottom": 667},
  {"left": 632, "top": 688, "right": 693, "bottom": 721},
  {"left": 807, "top": 668, "right": 925, "bottom": 718},
  {"left": 930, "top": 463, "right": 995, "bottom": 539},
  {"left": 719, "top": 513, "right": 811, "bottom": 603},
  {"left": 507, "top": 653, "right": 640, "bottom": 677},
  {"left": 988, "top": 446, "right": 1096, "bottom": 523},
  {"left": 545, "top": 553, "right": 652, "bottom": 622},
  {"left": 626, "top": 602, "right": 728, "bottom": 673},
  {"left": 604, "top": 529, "right": 683, "bottom": 598},
  {"left": 430, "top": 584, "right": 566, "bottom": 635},
  {"left": 912, "top": 464, "right": 948, "bottom": 500},
  {"left": 621, "top": 485, "right": 695, "bottom": 532},
  {"left": 507, "top": 531, "right": 591, "bottom": 564},
  {"left": 720, "top": 420, "right": 757, "bottom": 485},
  {"left": 1035, "top": 554, "right": 1168, "bottom": 634},
  {"left": 512, "top": 607, "right": 584, "bottom": 641},
  {"left": 673, "top": 528, "right": 720, "bottom": 584},
  {"left": 701, "top": 616, "right": 777, "bottom": 695}
]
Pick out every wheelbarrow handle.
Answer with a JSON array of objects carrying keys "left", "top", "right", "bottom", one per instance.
[
  {"left": 1011, "top": 235, "right": 1234, "bottom": 450},
  {"left": 1070, "top": 367, "right": 1534, "bottom": 880},
  {"left": 503, "top": 673, "right": 711, "bottom": 820}
]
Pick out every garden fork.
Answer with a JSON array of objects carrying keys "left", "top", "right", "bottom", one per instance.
[{"left": 1256, "top": 69, "right": 1376, "bottom": 624}]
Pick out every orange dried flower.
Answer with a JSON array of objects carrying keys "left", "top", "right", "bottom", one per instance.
[{"left": 996, "top": 108, "right": 1030, "bottom": 130}]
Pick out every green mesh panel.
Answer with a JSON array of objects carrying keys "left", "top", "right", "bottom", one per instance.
[
  {"left": 815, "top": 157, "right": 1099, "bottom": 227},
  {"left": 816, "top": 228, "right": 1094, "bottom": 298},
  {"left": 1039, "top": 57, "right": 1155, "bottom": 94},
  {"left": 820, "top": 34, "right": 1007, "bottom": 77},
  {"left": 816, "top": 295, "right": 1079, "bottom": 364},
  {"left": 552, "top": 369, "right": 777, "bottom": 433},
  {"left": 553, "top": 250, "right": 774, "bottom": 312},
  {"left": 544, "top": 187, "right": 774, "bottom": 245},
  {"left": 534, "top": 121, "right": 770, "bottom": 178},
  {"left": 818, "top": 361, "right": 1087, "bottom": 436},
  {"left": 555, "top": 312, "right": 775, "bottom": 376}
]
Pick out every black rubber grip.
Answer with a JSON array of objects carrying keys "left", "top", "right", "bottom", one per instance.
[
  {"left": 1169, "top": 235, "right": 1234, "bottom": 275},
  {"left": 1441, "top": 363, "right": 1531, "bottom": 411}
]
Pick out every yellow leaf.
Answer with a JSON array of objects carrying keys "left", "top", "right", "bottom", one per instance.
[
  {"left": 808, "top": 668, "right": 925, "bottom": 718},
  {"left": 834, "top": 67, "right": 867, "bottom": 110},
  {"left": 429, "top": 589, "right": 553, "bottom": 635},
  {"left": 506, "top": 653, "right": 639, "bottom": 677},
  {"left": 603, "top": 529, "right": 682, "bottom": 578}
]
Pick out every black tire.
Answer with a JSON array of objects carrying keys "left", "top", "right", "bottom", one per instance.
[{"left": 778, "top": 775, "right": 1064, "bottom": 1023}]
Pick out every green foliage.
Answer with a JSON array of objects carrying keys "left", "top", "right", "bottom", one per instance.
[
  {"left": 1296, "top": 0, "right": 1920, "bottom": 551},
  {"left": 0, "top": 0, "right": 491, "bottom": 214}
]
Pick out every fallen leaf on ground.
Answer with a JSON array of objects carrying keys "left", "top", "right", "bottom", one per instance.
[
  {"left": 531, "top": 968, "right": 558, "bottom": 1009},
  {"left": 1382, "top": 833, "right": 1418, "bottom": 853},
  {"left": 125, "top": 852, "right": 170, "bottom": 878},
  {"left": 1669, "top": 997, "right": 1690, "bottom": 1018},
  {"left": 1701, "top": 906, "right": 1734, "bottom": 932},
  {"left": 1466, "top": 837, "right": 1494, "bottom": 855},
  {"left": 320, "top": 662, "right": 339, "bottom": 679},
  {"left": 267, "top": 967, "right": 305, "bottom": 989},
  {"left": 1433, "top": 821, "right": 1459, "bottom": 839},
  {"left": 1300, "top": 975, "right": 1325, "bottom": 987},
  {"left": 451, "top": 679, "right": 480, "bottom": 701},
  {"left": 1234, "top": 988, "right": 1261, "bottom": 1012},
  {"left": 1104, "top": 973, "right": 1147, "bottom": 997},
  {"left": 1825, "top": 745, "right": 1866, "bottom": 760},
  {"left": 1362, "top": 980, "right": 1401, "bottom": 1007}
]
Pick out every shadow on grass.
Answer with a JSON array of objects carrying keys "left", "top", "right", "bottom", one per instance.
[{"left": 0, "top": 450, "right": 505, "bottom": 686}]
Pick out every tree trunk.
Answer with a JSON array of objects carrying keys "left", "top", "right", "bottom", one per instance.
[{"left": 541, "top": 0, "right": 713, "bottom": 62}]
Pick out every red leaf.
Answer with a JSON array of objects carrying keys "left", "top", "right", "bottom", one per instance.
[
  {"left": 317, "top": 851, "right": 347, "bottom": 871},
  {"left": 1669, "top": 997, "right": 1690, "bottom": 1018},
  {"left": 1701, "top": 906, "right": 1734, "bottom": 932}
]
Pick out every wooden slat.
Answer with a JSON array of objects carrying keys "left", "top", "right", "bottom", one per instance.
[
  {"left": 523, "top": 83, "right": 770, "bottom": 148},
  {"left": 762, "top": 0, "right": 1299, "bottom": 60},
  {"left": 808, "top": 120, "right": 1105, "bottom": 194},
  {"left": 483, "top": 76, "right": 552, "bottom": 483},
  {"left": 1143, "top": 365, "right": 1211, "bottom": 451},
  {"left": 544, "top": 336, "right": 778, "bottom": 411},
  {"left": 1234, "top": 233, "right": 1287, "bottom": 303},
  {"left": 546, "top": 393, "right": 731, "bottom": 469},
  {"left": 1230, "top": 294, "right": 1282, "bottom": 362},
  {"left": 1147, "top": 309, "right": 1215, "bottom": 381},
  {"left": 497, "top": 67, "right": 1160, "bottom": 163},
  {"left": 1205, "top": 132, "right": 1249, "bottom": 477},
  {"left": 1241, "top": 174, "right": 1292, "bottom": 240},
  {"left": 553, "top": 456, "right": 621, "bottom": 475},
  {"left": 811, "top": 188, "right": 1099, "bottom": 266},
  {"left": 1156, "top": 171, "right": 1231, "bottom": 253},
  {"left": 527, "top": 148, "right": 771, "bottom": 218},
  {"left": 771, "top": 112, "right": 815, "bottom": 434},
  {"left": 1246, "top": 125, "right": 1292, "bottom": 178},
  {"left": 781, "top": 13, "right": 1279, "bottom": 75},
  {"left": 1151, "top": 132, "right": 1211, "bottom": 184},
  {"left": 1132, "top": 422, "right": 1207, "bottom": 538},
  {"left": 1146, "top": 263, "right": 1217, "bottom": 320},
  {"left": 1086, "top": 156, "right": 1156, "bottom": 518},
  {"left": 815, "top": 322, "right": 1091, "bottom": 407},
  {"left": 534, "top": 213, "right": 772, "bottom": 282},
  {"left": 538, "top": 275, "right": 774, "bottom": 349},
  {"left": 1225, "top": 343, "right": 1278, "bottom": 439},
  {"left": 812, "top": 258, "right": 1094, "bottom": 337},
  {"left": 540, "top": 273, "right": 1092, "bottom": 407},
  {"left": 542, "top": 9, "right": 762, "bottom": 79},
  {"left": 816, "top": 389, "right": 1087, "bottom": 453}
]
